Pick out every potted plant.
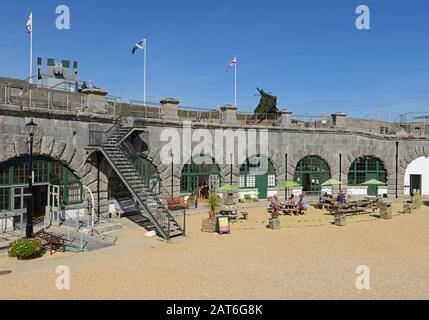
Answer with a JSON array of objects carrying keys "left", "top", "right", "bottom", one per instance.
[
  {"left": 334, "top": 213, "right": 346, "bottom": 226},
  {"left": 8, "top": 238, "right": 44, "bottom": 260},
  {"left": 379, "top": 201, "right": 393, "bottom": 220},
  {"left": 268, "top": 203, "right": 281, "bottom": 230},
  {"left": 202, "top": 192, "right": 221, "bottom": 233}
]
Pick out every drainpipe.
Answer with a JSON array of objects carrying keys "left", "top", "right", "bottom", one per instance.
[
  {"left": 230, "top": 154, "right": 233, "bottom": 185},
  {"left": 339, "top": 153, "right": 342, "bottom": 191},
  {"left": 97, "top": 153, "right": 101, "bottom": 218},
  {"left": 285, "top": 153, "right": 288, "bottom": 199},
  {"left": 395, "top": 141, "right": 399, "bottom": 198}
]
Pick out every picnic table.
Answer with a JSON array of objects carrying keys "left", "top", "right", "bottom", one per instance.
[
  {"left": 34, "top": 230, "right": 67, "bottom": 255},
  {"left": 167, "top": 196, "right": 189, "bottom": 211},
  {"left": 328, "top": 202, "right": 372, "bottom": 216},
  {"left": 281, "top": 203, "right": 298, "bottom": 215}
]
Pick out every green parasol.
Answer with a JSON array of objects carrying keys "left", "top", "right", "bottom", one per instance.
[
  {"left": 277, "top": 180, "right": 301, "bottom": 188},
  {"left": 360, "top": 179, "right": 386, "bottom": 186},
  {"left": 321, "top": 179, "right": 342, "bottom": 186},
  {"left": 217, "top": 184, "right": 240, "bottom": 192}
]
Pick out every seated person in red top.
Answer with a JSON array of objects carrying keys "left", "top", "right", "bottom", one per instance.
[
  {"left": 288, "top": 194, "right": 296, "bottom": 205},
  {"left": 270, "top": 195, "right": 281, "bottom": 216}
]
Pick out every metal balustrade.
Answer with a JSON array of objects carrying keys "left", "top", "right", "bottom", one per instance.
[{"left": 1, "top": 79, "right": 428, "bottom": 137}]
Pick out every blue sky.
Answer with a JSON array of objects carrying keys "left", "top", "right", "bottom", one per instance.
[{"left": 1, "top": 0, "right": 429, "bottom": 116}]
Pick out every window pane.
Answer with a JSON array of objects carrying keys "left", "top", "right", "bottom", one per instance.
[
  {"left": 0, "top": 188, "right": 10, "bottom": 211},
  {"left": 13, "top": 163, "right": 29, "bottom": 185},
  {"left": 247, "top": 175, "right": 256, "bottom": 188},
  {"left": 268, "top": 174, "right": 276, "bottom": 187},
  {"left": 239, "top": 175, "right": 246, "bottom": 188},
  {"left": 0, "top": 167, "right": 9, "bottom": 186},
  {"left": 68, "top": 183, "right": 81, "bottom": 202}
]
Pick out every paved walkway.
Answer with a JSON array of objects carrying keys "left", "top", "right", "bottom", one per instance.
[{"left": 0, "top": 204, "right": 428, "bottom": 300}]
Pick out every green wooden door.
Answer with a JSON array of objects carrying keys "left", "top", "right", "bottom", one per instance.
[{"left": 256, "top": 174, "right": 268, "bottom": 199}]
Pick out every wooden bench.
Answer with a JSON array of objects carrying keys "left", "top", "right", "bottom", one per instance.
[
  {"left": 34, "top": 230, "right": 66, "bottom": 255},
  {"left": 167, "top": 197, "right": 189, "bottom": 211}
]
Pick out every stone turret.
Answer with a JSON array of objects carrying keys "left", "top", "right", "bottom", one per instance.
[
  {"left": 160, "top": 98, "right": 180, "bottom": 121},
  {"left": 220, "top": 104, "right": 237, "bottom": 124}
]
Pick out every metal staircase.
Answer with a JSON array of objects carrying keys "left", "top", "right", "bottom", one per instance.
[{"left": 92, "top": 122, "right": 184, "bottom": 240}]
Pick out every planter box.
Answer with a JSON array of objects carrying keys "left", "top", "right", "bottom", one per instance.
[
  {"left": 335, "top": 214, "right": 346, "bottom": 226},
  {"left": 380, "top": 211, "right": 393, "bottom": 220},
  {"left": 268, "top": 218, "right": 280, "bottom": 230},
  {"left": 201, "top": 219, "right": 217, "bottom": 233}
]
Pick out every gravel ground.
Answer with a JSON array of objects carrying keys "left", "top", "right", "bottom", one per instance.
[{"left": 0, "top": 203, "right": 428, "bottom": 300}]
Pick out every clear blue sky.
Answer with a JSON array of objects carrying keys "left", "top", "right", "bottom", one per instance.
[{"left": 1, "top": 0, "right": 429, "bottom": 116}]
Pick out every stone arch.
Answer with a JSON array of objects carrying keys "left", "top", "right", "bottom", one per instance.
[
  {"left": 346, "top": 155, "right": 388, "bottom": 196},
  {"left": 289, "top": 145, "right": 337, "bottom": 179},
  {"left": 0, "top": 154, "right": 85, "bottom": 213},
  {"left": 343, "top": 144, "right": 393, "bottom": 181},
  {"left": 292, "top": 155, "right": 332, "bottom": 192},
  {"left": 179, "top": 155, "right": 222, "bottom": 195},
  {"left": 0, "top": 134, "right": 88, "bottom": 179},
  {"left": 399, "top": 144, "right": 429, "bottom": 196}
]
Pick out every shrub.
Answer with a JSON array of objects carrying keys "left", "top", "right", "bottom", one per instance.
[{"left": 9, "top": 238, "right": 44, "bottom": 260}]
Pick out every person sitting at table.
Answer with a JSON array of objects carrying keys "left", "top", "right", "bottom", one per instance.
[
  {"left": 297, "top": 193, "right": 309, "bottom": 215},
  {"left": 336, "top": 190, "right": 347, "bottom": 205},
  {"left": 324, "top": 193, "right": 334, "bottom": 205},
  {"left": 318, "top": 193, "right": 326, "bottom": 209},
  {"left": 288, "top": 193, "right": 296, "bottom": 205},
  {"left": 271, "top": 194, "right": 281, "bottom": 215}
]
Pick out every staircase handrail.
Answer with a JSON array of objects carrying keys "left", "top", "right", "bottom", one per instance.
[
  {"left": 89, "top": 115, "right": 122, "bottom": 146},
  {"left": 122, "top": 142, "right": 184, "bottom": 235}
]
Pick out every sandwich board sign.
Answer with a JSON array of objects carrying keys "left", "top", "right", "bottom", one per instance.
[{"left": 217, "top": 216, "right": 231, "bottom": 235}]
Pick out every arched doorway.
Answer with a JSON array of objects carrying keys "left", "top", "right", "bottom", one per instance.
[
  {"left": 180, "top": 156, "right": 220, "bottom": 198},
  {"left": 108, "top": 156, "right": 160, "bottom": 200},
  {"left": 294, "top": 156, "right": 331, "bottom": 193},
  {"left": 404, "top": 157, "right": 429, "bottom": 196},
  {"left": 0, "top": 156, "right": 83, "bottom": 218},
  {"left": 239, "top": 156, "right": 276, "bottom": 199},
  {"left": 348, "top": 156, "right": 387, "bottom": 196}
]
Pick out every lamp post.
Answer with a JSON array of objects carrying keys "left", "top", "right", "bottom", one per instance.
[{"left": 26, "top": 119, "right": 38, "bottom": 238}]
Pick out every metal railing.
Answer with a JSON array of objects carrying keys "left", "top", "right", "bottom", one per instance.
[
  {"left": 1, "top": 79, "right": 428, "bottom": 137},
  {"left": 88, "top": 116, "right": 122, "bottom": 146}
]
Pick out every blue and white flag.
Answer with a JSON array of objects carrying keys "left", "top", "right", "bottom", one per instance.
[{"left": 131, "top": 39, "right": 145, "bottom": 55}]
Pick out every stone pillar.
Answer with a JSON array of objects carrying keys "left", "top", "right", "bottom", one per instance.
[
  {"left": 82, "top": 88, "right": 109, "bottom": 114},
  {"left": 277, "top": 109, "right": 293, "bottom": 127},
  {"left": 220, "top": 104, "right": 237, "bottom": 124},
  {"left": 160, "top": 98, "right": 180, "bottom": 121},
  {"left": 331, "top": 112, "right": 347, "bottom": 128}
]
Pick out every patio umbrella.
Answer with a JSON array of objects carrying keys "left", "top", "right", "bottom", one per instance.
[
  {"left": 321, "top": 179, "right": 341, "bottom": 186},
  {"left": 217, "top": 184, "right": 240, "bottom": 192},
  {"left": 361, "top": 179, "right": 386, "bottom": 186},
  {"left": 277, "top": 180, "right": 301, "bottom": 188},
  {"left": 277, "top": 181, "right": 301, "bottom": 200},
  {"left": 361, "top": 179, "right": 386, "bottom": 197}
]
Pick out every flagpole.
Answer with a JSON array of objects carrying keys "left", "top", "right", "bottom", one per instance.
[
  {"left": 144, "top": 38, "right": 147, "bottom": 106},
  {"left": 234, "top": 56, "right": 237, "bottom": 107},
  {"left": 29, "top": 13, "right": 33, "bottom": 84}
]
